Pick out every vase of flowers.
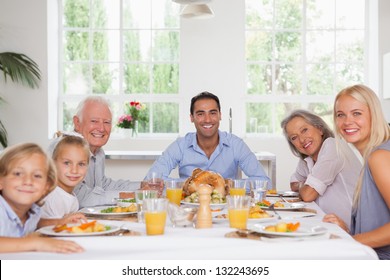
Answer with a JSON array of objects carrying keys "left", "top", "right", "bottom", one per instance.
[
  {"left": 116, "top": 101, "right": 147, "bottom": 138},
  {"left": 117, "top": 114, "right": 133, "bottom": 137}
]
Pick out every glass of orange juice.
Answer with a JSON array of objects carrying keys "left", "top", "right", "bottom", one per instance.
[
  {"left": 226, "top": 195, "right": 251, "bottom": 229},
  {"left": 165, "top": 179, "right": 184, "bottom": 205},
  {"left": 229, "top": 179, "right": 247, "bottom": 196},
  {"left": 143, "top": 198, "right": 169, "bottom": 235}
]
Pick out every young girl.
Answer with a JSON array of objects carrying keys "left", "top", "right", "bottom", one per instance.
[
  {"left": 0, "top": 143, "right": 83, "bottom": 253},
  {"left": 324, "top": 84, "right": 390, "bottom": 260},
  {"left": 39, "top": 134, "right": 89, "bottom": 226}
]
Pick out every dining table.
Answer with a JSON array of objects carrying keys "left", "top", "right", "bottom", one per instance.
[{"left": 0, "top": 198, "right": 378, "bottom": 260}]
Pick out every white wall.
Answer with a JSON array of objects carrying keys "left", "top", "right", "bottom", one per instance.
[
  {"left": 0, "top": 0, "right": 388, "bottom": 189},
  {"left": 379, "top": 0, "right": 390, "bottom": 118}
]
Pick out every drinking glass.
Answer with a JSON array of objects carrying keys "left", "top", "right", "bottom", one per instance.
[
  {"left": 141, "top": 172, "right": 164, "bottom": 197},
  {"left": 228, "top": 179, "right": 247, "bottom": 196},
  {"left": 250, "top": 179, "right": 268, "bottom": 203},
  {"left": 135, "top": 189, "right": 158, "bottom": 223},
  {"left": 165, "top": 179, "right": 184, "bottom": 206},
  {"left": 226, "top": 195, "right": 251, "bottom": 229},
  {"left": 143, "top": 198, "right": 169, "bottom": 235}
]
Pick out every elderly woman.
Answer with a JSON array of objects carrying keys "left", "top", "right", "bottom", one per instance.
[{"left": 281, "top": 109, "right": 362, "bottom": 229}]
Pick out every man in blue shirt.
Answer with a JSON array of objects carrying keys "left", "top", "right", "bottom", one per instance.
[{"left": 145, "top": 91, "right": 271, "bottom": 187}]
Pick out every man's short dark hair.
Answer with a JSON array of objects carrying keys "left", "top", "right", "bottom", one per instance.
[{"left": 190, "top": 91, "right": 221, "bottom": 115}]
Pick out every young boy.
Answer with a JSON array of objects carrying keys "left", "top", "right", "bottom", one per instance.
[{"left": 0, "top": 143, "right": 83, "bottom": 253}]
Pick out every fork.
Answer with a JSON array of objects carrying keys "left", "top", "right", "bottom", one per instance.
[
  {"left": 269, "top": 203, "right": 281, "bottom": 220},
  {"left": 278, "top": 194, "right": 290, "bottom": 203}
]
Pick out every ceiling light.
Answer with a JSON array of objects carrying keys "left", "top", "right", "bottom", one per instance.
[
  {"left": 180, "top": 4, "right": 214, "bottom": 19},
  {"left": 173, "top": 0, "right": 211, "bottom": 4}
]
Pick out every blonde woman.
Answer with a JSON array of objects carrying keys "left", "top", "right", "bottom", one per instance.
[{"left": 324, "top": 84, "right": 390, "bottom": 260}]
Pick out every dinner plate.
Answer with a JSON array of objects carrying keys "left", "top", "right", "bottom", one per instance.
[
  {"left": 212, "top": 214, "right": 277, "bottom": 224},
  {"left": 79, "top": 206, "right": 137, "bottom": 217},
  {"left": 37, "top": 223, "right": 120, "bottom": 237},
  {"left": 181, "top": 201, "right": 227, "bottom": 211},
  {"left": 249, "top": 223, "right": 327, "bottom": 237},
  {"left": 113, "top": 198, "right": 136, "bottom": 207},
  {"left": 259, "top": 202, "right": 305, "bottom": 211},
  {"left": 267, "top": 191, "right": 299, "bottom": 197}
]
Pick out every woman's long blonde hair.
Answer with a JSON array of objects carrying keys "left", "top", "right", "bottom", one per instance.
[{"left": 333, "top": 84, "right": 390, "bottom": 206}]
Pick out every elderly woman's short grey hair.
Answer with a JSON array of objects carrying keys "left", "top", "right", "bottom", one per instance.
[{"left": 281, "top": 109, "right": 334, "bottom": 160}]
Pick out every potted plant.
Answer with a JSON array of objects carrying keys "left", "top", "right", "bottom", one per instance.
[{"left": 0, "top": 52, "right": 41, "bottom": 147}]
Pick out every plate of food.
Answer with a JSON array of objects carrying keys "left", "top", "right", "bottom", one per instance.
[
  {"left": 266, "top": 190, "right": 299, "bottom": 197},
  {"left": 256, "top": 200, "right": 305, "bottom": 210},
  {"left": 213, "top": 205, "right": 276, "bottom": 223},
  {"left": 113, "top": 198, "right": 136, "bottom": 207},
  {"left": 79, "top": 205, "right": 137, "bottom": 217},
  {"left": 37, "top": 220, "right": 120, "bottom": 237},
  {"left": 249, "top": 222, "right": 327, "bottom": 237}
]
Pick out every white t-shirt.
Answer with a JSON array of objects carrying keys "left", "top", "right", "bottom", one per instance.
[{"left": 41, "top": 186, "right": 79, "bottom": 218}]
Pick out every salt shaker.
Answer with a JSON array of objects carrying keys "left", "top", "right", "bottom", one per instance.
[{"left": 195, "top": 184, "right": 213, "bottom": 228}]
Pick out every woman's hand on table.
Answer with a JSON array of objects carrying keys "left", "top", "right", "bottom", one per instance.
[{"left": 323, "top": 213, "right": 349, "bottom": 233}]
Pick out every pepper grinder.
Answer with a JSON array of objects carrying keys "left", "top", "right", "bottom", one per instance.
[{"left": 195, "top": 184, "right": 213, "bottom": 229}]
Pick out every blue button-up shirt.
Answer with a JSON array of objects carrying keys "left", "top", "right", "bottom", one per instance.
[
  {"left": 146, "top": 131, "right": 271, "bottom": 186},
  {"left": 0, "top": 196, "right": 41, "bottom": 237}
]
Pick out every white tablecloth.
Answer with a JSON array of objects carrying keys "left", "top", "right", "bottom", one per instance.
[{"left": 0, "top": 202, "right": 378, "bottom": 260}]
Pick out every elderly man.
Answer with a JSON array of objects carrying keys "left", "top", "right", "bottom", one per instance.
[
  {"left": 72, "top": 96, "right": 133, "bottom": 207},
  {"left": 145, "top": 91, "right": 271, "bottom": 188}
]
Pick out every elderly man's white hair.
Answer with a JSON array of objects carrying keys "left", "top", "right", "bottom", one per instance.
[{"left": 75, "top": 96, "right": 112, "bottom": 122}]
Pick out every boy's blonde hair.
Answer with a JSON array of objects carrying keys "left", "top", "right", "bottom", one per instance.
[{"left": 0, "top": 143, "right": 57, "bottom": 205}]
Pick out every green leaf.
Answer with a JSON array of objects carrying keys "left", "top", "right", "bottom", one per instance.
[
  {"left": 0, "top": 120, "right": 7, "bottom": 148},
  {"left": 0, "top": 52, "right": 41, "bottom": 89}
]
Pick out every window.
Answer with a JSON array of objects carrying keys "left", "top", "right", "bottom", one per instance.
[
  {"left": 245, "top": 0, "right": 366, "bottom": 134},
  {"left": 59, "top": 0, "right": 180, "bottom": 135}
]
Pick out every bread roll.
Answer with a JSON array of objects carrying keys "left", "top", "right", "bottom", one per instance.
[{"left": 119, "top": 191, "right": 135, "bottom": 199}]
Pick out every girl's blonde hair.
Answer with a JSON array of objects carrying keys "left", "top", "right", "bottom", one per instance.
[
  {"left": 0, "top": 143, "right": 57, "bottom": 205},
  {"left": 52, "top": 135, "right": 90, "bottom": 162},
  {"left": 333, "top": 84, "right": 390, "bottom": 205}
]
